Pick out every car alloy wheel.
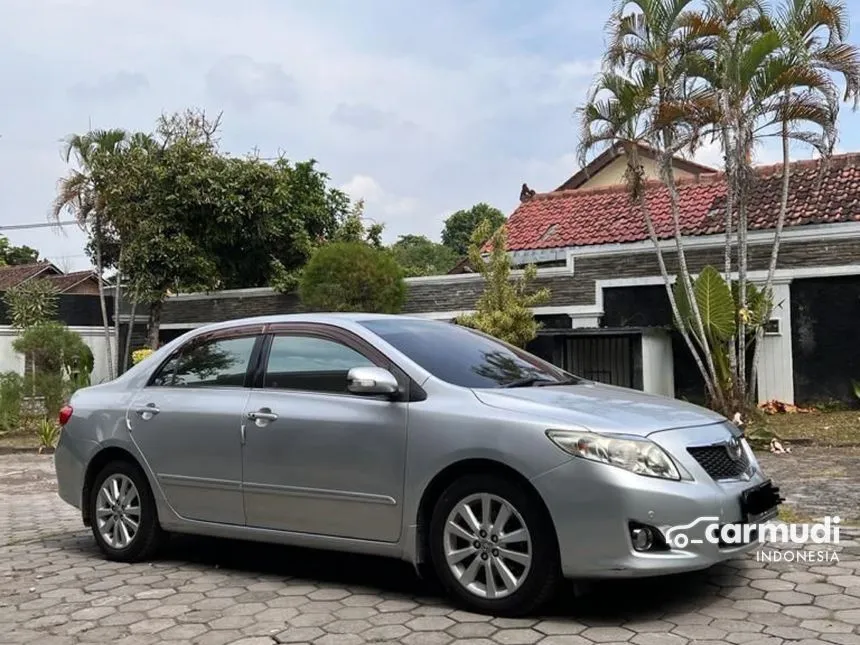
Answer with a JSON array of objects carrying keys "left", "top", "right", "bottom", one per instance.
[
  {"left": 95, "top": 474, "right": 141, "bottom": 549},
  {"left": 429, "top": 473, "right": 560, "bottom": 616},
  {"left": 89, "top": 460, "right": 164, "bottom": 562},
  {"left": 443, "top": 493, "right": 532, "bottom": 599}
]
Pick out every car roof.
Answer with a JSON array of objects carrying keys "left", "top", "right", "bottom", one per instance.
[{"left": 190, "top": 312, "right": 442, "bottom": 333}]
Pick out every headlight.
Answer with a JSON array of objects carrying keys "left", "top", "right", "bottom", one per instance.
[{"left": 546, "top": 429, "right": 681, "bottom": 480}]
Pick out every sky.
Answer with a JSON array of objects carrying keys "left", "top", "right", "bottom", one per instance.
[{"left": 3, "top": 0, "right": 860, "bottom": 273}]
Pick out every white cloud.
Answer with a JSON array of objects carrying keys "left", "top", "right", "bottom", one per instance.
[
  {"left": 340, "top": 175, "right": 420, "bottom": 240},
  {"left": 0, "top": 0, "right": 622, "bottom": 269}
]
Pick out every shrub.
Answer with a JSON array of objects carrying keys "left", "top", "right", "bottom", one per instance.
[
  {"left": 3, "top": 279, "right": 58, "bottom": 330},
  {"left": 132, "top": 348, "right": 155, "bottom": 364},
  {"left": 35, "top": 418, "right": 60, "bottom": 453},
  {"left": 12, "top": 322, "right": 94, "bottom": 419},
  {"left": 299, "top": 241, "right": 406, "bottom": 313},
  {"left": 13, "top": 322, "right": 93, "bottom": 376},
  {"left": 0, "top": 372, "right": 23, "bottom": 432}
]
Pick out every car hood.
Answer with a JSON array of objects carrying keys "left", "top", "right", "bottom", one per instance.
[{"left": 472, "top": 381, "right": 725, "bottom": 436}]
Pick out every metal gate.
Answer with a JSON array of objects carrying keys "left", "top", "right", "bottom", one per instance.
[{"left": 562, "top": 335, "right": 636, "bottom": 388}]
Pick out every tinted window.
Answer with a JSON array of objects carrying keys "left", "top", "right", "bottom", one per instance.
[
  {"left": 264, "top": 335, "right": 375, "bottom": 393},
  {"left": 360, "top": 319, "right": 579, "bottom": 388},
  {"left": 153, "top": 336, "right": 256, "bottom": 388}
]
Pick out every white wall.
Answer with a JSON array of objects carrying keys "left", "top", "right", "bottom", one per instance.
[
  {"left": 756, "top": 283, "right": 794, "bottom": 404},
  {"left": 0, "top": 326, "right": 117, "bottom": 385},
  {"left": 641, "top": 330, "right": 675, "bottom": 398}
]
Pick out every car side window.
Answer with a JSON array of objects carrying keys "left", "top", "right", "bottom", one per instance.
[
  {"left": 151, "top": 336, "right": 257, "bottom": 388},
  {"left": 263, "top": 335, "right": 375, "bottom": 394}
]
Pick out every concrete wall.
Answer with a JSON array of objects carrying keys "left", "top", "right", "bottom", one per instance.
[
  {"left": 641, "top": 330, "right": 675, "bottom": 398},
  {"left": 576, "top": 155, "right": 698, "bottom": 190},
  {"left": 0, "top": 326, "right": 117, "bottom": 385}
]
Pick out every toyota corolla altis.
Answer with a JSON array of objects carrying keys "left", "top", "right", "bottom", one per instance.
[{"left": 54, "top": 314, "right": 781, "bottom": 615}]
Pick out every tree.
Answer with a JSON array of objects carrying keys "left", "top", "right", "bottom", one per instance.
[
  {"left": 441, "top": 203, "right": 506, "bottom": 257},
  {"left": 579, "top": 0, "right": 859, "bottom": 415},
  {"left": 94, "top": 110, "right": 351, "bottom": 349},
  {"left": 52, "top": 128, "right": 130, "bottom": 378},
  {"left": 0, "top": 237, "right": 39, "bottom": 266},
  {"left": 389, "top": 234, "right": 458, "bottom": 277},
  {"left": 299, "top": 241, "right": 406, "bottom": 313},
  {"left": 455, "top": 220, "right": 550, "bottom": 348},
  {"left": 3, "top": 279, "right": 58, "bottom": 330}
]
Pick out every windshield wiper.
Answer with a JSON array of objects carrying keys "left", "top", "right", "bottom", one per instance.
[
  {"left": 534, "top": 378, "right": 581, "bottom": 387},
  {"left": 502, "top": 376, "right": 559, "bottom": 388}
]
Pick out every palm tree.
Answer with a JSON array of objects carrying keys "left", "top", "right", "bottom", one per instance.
[
  {"left": 592, "top": 0, "right": 859, "bottom": 412},
  {"left": 577, "top": 68, "right": 720, "bottom": 402},
  {"left": 52, "top": 128, "right": 130, "bottom": 380},
  {"left": 747, "top": 0, "right": 860, "bottom": 400},
  {"left": 604, "top": 0, "right": 727, "bottom": 409}
]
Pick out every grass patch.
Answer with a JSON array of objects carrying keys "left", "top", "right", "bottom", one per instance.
[
  {"left": 748, "top": 410, "right": 860, "bottom": 448},
  {"left": 777, "top": 505, "right": 812, "bottom": 524},
  {"left": 0, "top": 429, "right": 40, "bottom": 450}
]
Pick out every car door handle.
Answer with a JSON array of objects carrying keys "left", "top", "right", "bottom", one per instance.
[
  {"left": 135, "top": 404, "right": 160, "bottom": 420},
  {"left": 246, "top": 410, "right": 278, "bottom": 422}
]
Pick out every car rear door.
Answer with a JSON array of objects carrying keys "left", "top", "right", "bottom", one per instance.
[
  {"left": 240, "top": 323, "right": 409, "bottom": 542},
  {"left": 126, "top": 325, "right": 264, "bottom": 525}
]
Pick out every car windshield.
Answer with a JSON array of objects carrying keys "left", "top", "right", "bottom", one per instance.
[{"left": 360, "top": 318, "right": 583, "bottom": 389}]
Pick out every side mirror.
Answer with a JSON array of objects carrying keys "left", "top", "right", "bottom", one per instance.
[{"left": 347, "top": 366, "right": 400, "bottom": 396}]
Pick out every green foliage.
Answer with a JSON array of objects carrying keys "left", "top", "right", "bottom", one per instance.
[
  {"left": 389, "top": 235, "right": 458, "bottom": 277},
  {"left": 299, "top": 241, "right": 406, "bottom": 313},
  {"left": 0, "top": 372, "right": 23, "bottom": 432},
  {"left": 36, "top": 418, "right": 60, "bottom": 452},
  {"left": 332, "top": 200, "right": 384, "bottom": 248},
  {"left": 441, "top": 203, "right": 506, "bottom": 257},
  {"left": 674, "top": 267, "right": 737, "bottom": 343},
  {"left": 0, "top": 237, "right": 39, "bottom": 266},
  {"left": 271, "top": 199, "right": 385, "bottom": 294},
  {"left": 13, "top": 322, "right": 94, "bottom": 381},
  {"left": 3, "top": 279, "right": 59, "bottom": 330},
  {"left": 455, "top": 220, "right": 551, "bottom": 348},
  {"left": 90, "top": 110, "right": 351, "bottom": 346},
  {"left": 853, "top": 380, "right": 860, "bottom": 401},
  {"left": 673, "top": 267, "right": 773, "bottom": 400}
]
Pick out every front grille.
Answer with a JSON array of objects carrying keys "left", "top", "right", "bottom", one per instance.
[{"left": 688, "top": 443, "right": 750, "bottom": 480}]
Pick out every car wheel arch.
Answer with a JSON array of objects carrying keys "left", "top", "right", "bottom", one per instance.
[
  {"left": 414, "top": 458, "right": 558, "bottom": 566},
  {"left": 81, "top": 446, "right": 150, "bottom": 527}
]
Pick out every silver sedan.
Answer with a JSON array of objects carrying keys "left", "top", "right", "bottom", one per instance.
[{"left": 54, "top": 313, "right": 781, "bottom": 616}]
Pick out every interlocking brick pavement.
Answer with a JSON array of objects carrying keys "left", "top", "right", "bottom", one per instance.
[{"left": 1, "top": 453, "right": 858, "bottom": 644}]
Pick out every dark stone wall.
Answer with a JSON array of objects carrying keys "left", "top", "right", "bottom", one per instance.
[
  {"left": 153, "top": 237, "right": 860, "bottom": 325},
  {"left": 791, "top": 275, "right": 860, "bottom": 405}
]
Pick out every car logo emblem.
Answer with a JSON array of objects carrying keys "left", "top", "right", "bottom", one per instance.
[{"left": 726, "top": 437, "right": 743, "bottom": 461}]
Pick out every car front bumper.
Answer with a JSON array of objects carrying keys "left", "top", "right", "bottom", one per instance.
[{"left": 531, "top": 423, "right": 774, "bottom": 579}]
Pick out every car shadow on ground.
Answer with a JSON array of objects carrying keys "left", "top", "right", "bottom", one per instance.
[{"left": 60, "top": 530, "right": 729, "bottom": 622}]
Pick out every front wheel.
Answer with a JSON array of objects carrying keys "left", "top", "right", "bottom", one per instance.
[
  {"left": 89, "top": 460, "right": 164, "bottom": 562},
  {"left": 428, "top": 473, "right": 561, "bottom": 616}
]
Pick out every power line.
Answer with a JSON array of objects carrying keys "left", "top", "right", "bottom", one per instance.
[{"left": 0, "top": 220, "right": 79, "bottom": 231}]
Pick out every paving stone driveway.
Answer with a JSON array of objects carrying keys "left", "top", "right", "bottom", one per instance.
[{"left": 1, "top": 453, "right": 859, "bottom": 645}]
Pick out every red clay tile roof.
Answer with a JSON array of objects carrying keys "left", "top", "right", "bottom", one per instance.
[
  {"left": 42, "top": 270, "right": 100, "bottom": 292},
  {"left": 0, "top": 262, "right": 59, "bottom": 290},
  {"left": 504, "top": 153, "right": 860, "bottom": 252}
]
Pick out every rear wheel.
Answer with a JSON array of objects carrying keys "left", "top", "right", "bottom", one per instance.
[
  {"left": 89, "top": 460, "right": 163, "bottom": 562},
  {"left": 429, "top": 473, "right": 561, "bottom": 616}
]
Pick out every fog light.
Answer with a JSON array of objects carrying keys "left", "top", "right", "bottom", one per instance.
[{"left": 631, "top": 527, "right": 654, "bottom": 551}]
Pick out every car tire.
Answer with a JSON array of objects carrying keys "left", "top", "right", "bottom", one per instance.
[
  {"left": 429, "top": 473, "right": 561, "bottom": 616},
  {"left": 89, "top": 460, "right": 163, "bottom": 562}
]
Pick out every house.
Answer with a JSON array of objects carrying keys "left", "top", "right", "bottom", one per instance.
[
  {"left": 0, "top": 262, "right": 115, "bottom": 383},
  {"left": 117, "top": 147, "right": 860, "bottom": 406}
]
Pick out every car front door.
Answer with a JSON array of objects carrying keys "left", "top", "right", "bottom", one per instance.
[
  {"left": 241, "top": 325, "right": 408, "bottom": 542},
  {"left": 127, "top": 326, "right": 263, "bottom": 525}
]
